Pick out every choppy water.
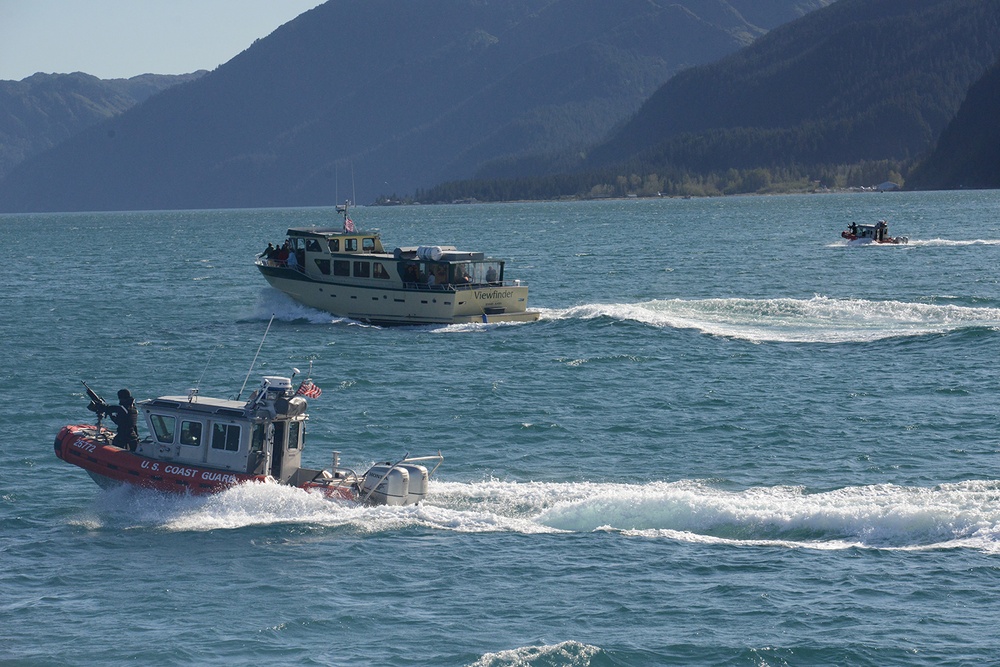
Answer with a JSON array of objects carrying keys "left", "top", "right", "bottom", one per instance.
[{"left": 3, "top": 191, "right": 1000, "bottom": 665}]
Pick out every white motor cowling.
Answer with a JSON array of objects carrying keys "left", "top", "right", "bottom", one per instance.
[
  {"left": 398, "top": 463, "right": 429, "bottom": 505},
  {"left": 361, "top": 464, "right": 410, "bottom": 505}
]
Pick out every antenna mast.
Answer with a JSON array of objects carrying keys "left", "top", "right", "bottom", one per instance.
[{"left": 237, "top": 314, "right": 274, "bottom": 400}]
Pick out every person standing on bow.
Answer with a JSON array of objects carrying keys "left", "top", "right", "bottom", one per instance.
[{"left": 105, "top": 389, "right": 139, "bottom": 451}]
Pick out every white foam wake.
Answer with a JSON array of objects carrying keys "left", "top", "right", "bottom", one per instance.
[
  {"left": 909, "top": 238, "right": 1000, "bottom": 246},
  {"left": 467, "top": 641, "right": 602, "bottom": 667},
  {"left": 86, "top": 477, "right": 1000, "bottom": 553},
  {"left": 538, "top": 296, "right": 1000, "bottom": 342}
]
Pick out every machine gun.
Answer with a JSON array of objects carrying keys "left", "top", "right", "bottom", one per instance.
[{"left": 82, "top": 381, "right": 110, "bottom": 421}]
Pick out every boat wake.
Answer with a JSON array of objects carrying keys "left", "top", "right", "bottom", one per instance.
[
  {"left": 83, "top": 478, "right": 1000, "bottom": 553},
  {"left": 909, "top": 238, "right": 1000, "bottom": 246},
  {"left": 829, "top": 238, "right": 1000, "bottom": 247},
  {"left": 253, "top": 288, "right": 357, "bottom": 325},
  {"left": 468, "top": 641, "right": 602, "bottom": 667},
  {"left": 538, "top": 296, "right": 1000, "bottom": 342}
]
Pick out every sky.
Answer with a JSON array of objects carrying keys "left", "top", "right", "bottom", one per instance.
[{"left": 0, "top": 0, "right": 324, "bottom": 81}]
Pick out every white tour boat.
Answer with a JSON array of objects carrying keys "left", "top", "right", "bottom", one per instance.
[{"left": 256, "top": 204, "right": 539, "bottom": 326}]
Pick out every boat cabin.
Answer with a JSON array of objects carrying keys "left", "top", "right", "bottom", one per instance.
[
  {"left": 848, "top": 223, "right": 884, "bottom": 242},
  {"left": 134, "top": 376, "right": 314, "bottom": 485},
  {"left": 266, "top": 227, "right": 507, "bottom": 290}
]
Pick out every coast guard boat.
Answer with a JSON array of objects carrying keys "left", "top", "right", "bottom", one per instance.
[
  {"left": 841, "top": 220, "right": 909, "bottom": 245},
  {"left": 256, "top": 204, "right": 539, "bottom": 326},
  {"left": 54, "top": 374, "right": 442, "bottom": 505}
]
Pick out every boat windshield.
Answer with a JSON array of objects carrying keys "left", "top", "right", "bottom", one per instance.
[
  {"left": 452, "top": 261, "right": 502, "bottom": 285},
  {"left": 399, "top": 260, "right": 504, "bottom": 287}
]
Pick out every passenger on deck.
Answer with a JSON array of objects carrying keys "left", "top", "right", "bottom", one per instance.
[
  {"left": 429, "top": 266, "right": 447, "bottom": 286},
  {"left": 276, "top": 243, "right": 290, "bottom": 266}
]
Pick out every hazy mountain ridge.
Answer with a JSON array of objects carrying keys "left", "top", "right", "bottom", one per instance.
[
  {"left": 0, "top": 71, "right": 206, "bottom": 181},
  {"left": 0, "top": 0, "right": 829, "bottom": 212}
]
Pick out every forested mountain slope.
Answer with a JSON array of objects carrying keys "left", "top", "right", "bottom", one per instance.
[
  {"left": 907, "top": 56, "right": 1000, "bottom": 190},
  {"left": 584, "top": 0, "right": 1000, "bottom": 185}
]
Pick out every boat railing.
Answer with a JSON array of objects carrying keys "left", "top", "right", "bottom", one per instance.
[
  {"left": 256, "top": 256, "right": 306, "bottom": 274},
  {"left": 402, "top": 280, "right": 522, "bottom": 292}
]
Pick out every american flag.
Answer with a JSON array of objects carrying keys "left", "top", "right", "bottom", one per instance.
[
  {"left": 296, "top": 380, "right": 322, "bottom": 398},
  {"left": 344, "top": 217, "right": 355, "bottom": 232}
]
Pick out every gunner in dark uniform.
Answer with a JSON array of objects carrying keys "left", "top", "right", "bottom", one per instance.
[{"left": 106, "top": 389, "right": 139, "bottom": 451}]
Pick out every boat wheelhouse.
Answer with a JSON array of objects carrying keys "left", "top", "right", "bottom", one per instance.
[
  {"left": 841, "top": 220, "right": 908, "bottom": 245},
  {"left": 256, "top": 205, "right": 539, "bottom": 325},
  {"left": 55, "top": 375, "right": 442, "bottom": 505}
]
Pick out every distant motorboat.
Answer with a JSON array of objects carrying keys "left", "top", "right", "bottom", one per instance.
[{"left": 841, "top": 220, "right": 908, "bottom": 244}]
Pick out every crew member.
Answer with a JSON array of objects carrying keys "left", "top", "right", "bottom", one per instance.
[{"left": 105, "top": 389, "right": 139, "bottom": 451}]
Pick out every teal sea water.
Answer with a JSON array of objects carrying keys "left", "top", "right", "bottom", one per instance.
[{"left": 3, "top": 191, "right": 1000, "bottom": 665}]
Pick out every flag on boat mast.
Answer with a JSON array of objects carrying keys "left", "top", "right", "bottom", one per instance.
[
  {"left": 296, "top": 379, "right": 322, "bottom": 399},
  {"left": 337, "top": 200, "right": 354, "bottom": 232}
]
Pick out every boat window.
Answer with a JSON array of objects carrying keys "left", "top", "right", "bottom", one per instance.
[
  {"left": 314, "top": 259, "right": 331, "bottom": 275},
  {"left": 353, "top": 261, "right": 370, "bottom": 278},
  {"left": 272, "top": 423, "right": 286, "bottom": 461},
  {"left": 180, "top": 420, "right": 202, "bottom": 446},
  {"left": 401, "top": 262, "right": 420, "bottom": 284},
  {"left": 484, "top": 262, "right": 501, "bottom": 284},
  {"left": 426, "top": 263, "right": 447, "bottom": 286},
  {"left": 211, "top": 423, "right": 241, "bottom": 452},
  {"left": 328, "top": 239, "right": 340, "bottom": 252},
  {"left": 333, "top": 260, "right": 350, "bottom": 276},
  {"left": 452, "top": 264, "right": 471, "bottom": 284},
  {"left": 150, "top": 414, "right": 175, "bottom": 444},
  {"left": 363, "top": 237, "right": 376, "bottom": 252},
  {"left": 305, "top": 239, "right": 321, "bottom": 252},
  {"left": 345, "top": 238, "right": 358, "bottom": 252},
  {"left": 373, "top": 262, "right": 390, "bottom": 279},
  {"left": 251, "top": 424, "right": 265, "bottom": 453},
  {"left": 288, "top": 421, "right": 301, "bottom": 450}
]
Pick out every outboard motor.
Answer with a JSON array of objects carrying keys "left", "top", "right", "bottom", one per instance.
[
  {"left": 398, "top": 463, "right": 429, "bottom": 504},
  {"left": 361, "top": 464, "right": 410, "bottom": 506}
]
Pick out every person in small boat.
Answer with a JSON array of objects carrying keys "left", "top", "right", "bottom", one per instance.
[{"left": 105, "top": 389, "right": 139, "bottom": 451}]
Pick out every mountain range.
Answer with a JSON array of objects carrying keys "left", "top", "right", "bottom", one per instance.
[
  {"left": 0, "top": 0, "right": 829, "bottom": 212},
  {"left": 0, "top": 71, "right": 206, "bottom": 182},
  {"left": 585, "top": 0, "right": 1000, "bottom": 177}
]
